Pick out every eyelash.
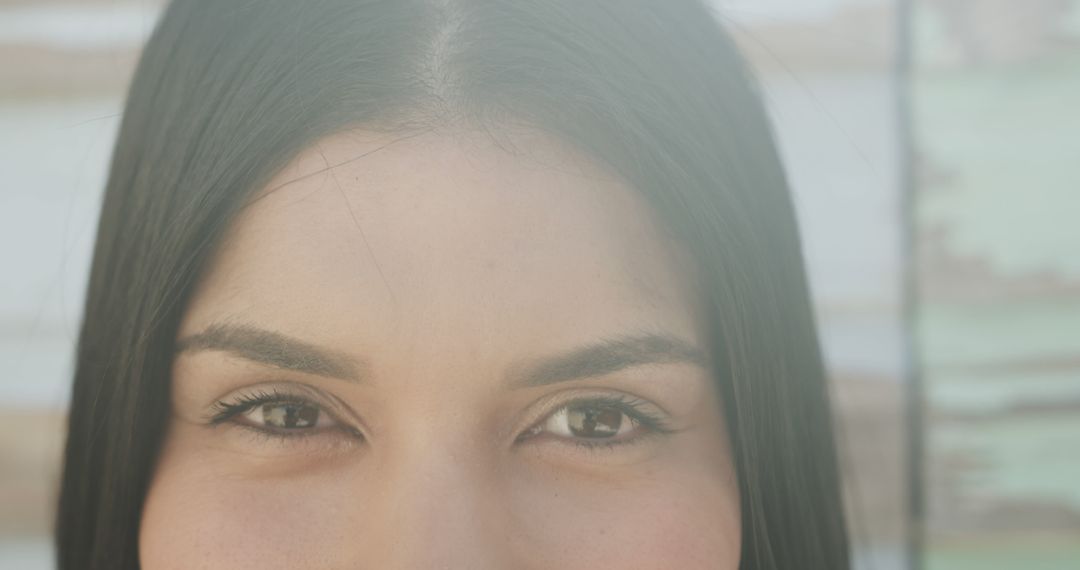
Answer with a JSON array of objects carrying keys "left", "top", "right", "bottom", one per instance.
[
  {"left": 208, "top": 388, "right": 361, "bottom": 440},
  {"left": 209, "top": 388, "right": 674, "bottom": 451},
  {"left": 517, "top": 394, "right": 675, "bottom": 450}
]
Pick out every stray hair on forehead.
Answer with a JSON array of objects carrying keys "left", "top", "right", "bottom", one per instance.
[{"left": 56, "top": 0, "right": 850, "bottom": 568}]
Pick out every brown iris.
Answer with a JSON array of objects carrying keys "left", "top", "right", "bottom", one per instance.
[
  {"left": 566, "top": 404, "right": 624, "bottom": 438},
  {"left": 261, "top": 402, "right": 319, "bottom": 429}
]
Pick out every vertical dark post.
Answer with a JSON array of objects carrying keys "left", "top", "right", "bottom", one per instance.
[{"left": 896, "top": 0, "right": 924, "bottom": 568}]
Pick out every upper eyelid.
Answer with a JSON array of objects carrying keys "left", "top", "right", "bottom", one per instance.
[
  {"left": 511, "top": 389, "right": 673, "bottom": 441},
  {"left": 207, "top": 382, "right": 358, "bottom": 427},
  {"left": 531, "top": 388, "right": 670, "bottom": 419},
  {"left": 559, "top": 395, "right": 675, "bottom": 432}
]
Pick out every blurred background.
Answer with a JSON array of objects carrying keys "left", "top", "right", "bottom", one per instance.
[{"left": 0, "top": 0, "right": 1077, "bottom": 568}]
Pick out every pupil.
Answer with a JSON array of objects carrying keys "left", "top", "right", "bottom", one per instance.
[
  {"left": 262, "top": 402, "right": 318, "bottom": 428},
  {"left": 567, "top": 405, "right": 622, "bottom": 438}
]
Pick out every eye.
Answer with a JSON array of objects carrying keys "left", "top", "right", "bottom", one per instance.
[
  {"left": 209, "top": 386, "right": 360, "bottom": 441},
  {"left": 518, "top": 394, "right": 674, "bottom": 449},
  {"left": 237, "top": 400, "right": 335, "bottom": 431}
]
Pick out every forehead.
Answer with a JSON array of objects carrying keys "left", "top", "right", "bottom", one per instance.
[{"left": 181, "top": 126, "right": 705, "bottom": 365}]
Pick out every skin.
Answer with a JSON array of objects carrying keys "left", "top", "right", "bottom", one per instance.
[{"left": 139, "top": 124, "right": 740, "bottom": 569}]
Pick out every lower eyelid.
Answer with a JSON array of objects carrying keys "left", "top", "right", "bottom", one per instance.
[
  {"left": 234, "top": 410, "right": 356, "bottom": 436},
  {"left": 225, "top": 421, "right": 366, "bottom": 456},
  {"left": 525, "top": 419, "right": 663, "bottom": 450},
  {"left": 517, "top": 430, "right": 665, "bottom": 464},
  {"left": 212, "top": 399, "right": 358, "bottom": 439}
]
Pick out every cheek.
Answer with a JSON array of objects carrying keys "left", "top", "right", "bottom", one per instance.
[
  {"left": 574, "top": 495, "right": 739, "bottom": 569},
  {"left": 639, "top": 494, "right": 741, "bottom": 568},
  {"left": 139, "top": 441, "right": 355, "bottom": 570},
  {"left": 139, "top": 425, "right": 740, "bottom": 570},
  {"left": 512, "top": 464, "right": 741, "bottom": 569}
]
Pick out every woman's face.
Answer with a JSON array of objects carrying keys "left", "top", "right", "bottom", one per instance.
[{"left": 140, "top": 127, "right": 740, "bottom": 569}]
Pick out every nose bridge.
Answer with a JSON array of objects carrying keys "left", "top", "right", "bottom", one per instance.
[{"left": 369, "top": 424, "right": 511, "bottom": 569}]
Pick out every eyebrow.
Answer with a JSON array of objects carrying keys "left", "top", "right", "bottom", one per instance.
[
  {"left": 176, "top": 323, "right": 365, "bottom": 382},
  {"left": 511, "top": 332, "right": 709, "bottom": 387},
  {"left": 176, "top": 323, "right": 708, "bottom": 387}
]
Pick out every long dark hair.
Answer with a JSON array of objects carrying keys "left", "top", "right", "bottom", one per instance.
[{"left": 56, "top": 0, "right": 849, "bottom": 567}]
